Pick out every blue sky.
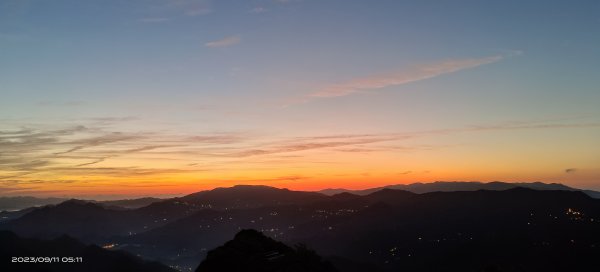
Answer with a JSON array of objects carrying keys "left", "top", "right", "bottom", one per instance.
[{"left": 1, "top": 0, "right": 599, "bottom": 198}]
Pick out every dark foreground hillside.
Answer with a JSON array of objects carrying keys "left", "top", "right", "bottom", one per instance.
[
  {"left": 196, "top": 229, "right": 337, "bottom": 272},
  {"left": 301, "top": 188, "right": 600, "bottom": 272},
  {"left": 0, "top": 231, "right": 175, "bottom": 272}
]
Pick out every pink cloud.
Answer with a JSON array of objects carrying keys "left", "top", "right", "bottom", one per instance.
[
  {"left": 309, "top": 55, "right": 503, "bottom": 98},
  {"left": 205, "top": 35, "right": 241, "bottom": 48}
]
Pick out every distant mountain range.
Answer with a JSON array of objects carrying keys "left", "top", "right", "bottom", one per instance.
[
  {"left": 0, "top": 196, "right": 163, "bottom": 212},
  {"left": 0, "top": 207, "right": 38, "bottom": 222},
  {"left": 319, "top": 181, "right": 600, "bottom": 198},
  {"left": 2, "top": 182, "right": 597, "bottom": 213},
  {"left": 94, "top": 197, "right": 164, "bottom": 209},
  {"left": 182, "top": 185, "right": 326, "bottom": 208},
  {"left": 0, "top": 198, "right": 198, "bottom": 244},
  {"left": 1, "top": 183, "right": 600, "bottom": 271},
  {"left": 0, "top": 196, "right": 67, "bottom": 212}
]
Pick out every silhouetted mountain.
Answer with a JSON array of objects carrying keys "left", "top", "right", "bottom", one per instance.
[
  {"left": 301, "top": 188, "right": 600, "bottom": 272},
  {"left": 582, "top": 189, "right": 600, "bottom": 199},
  {"left": 319, "top": 181, "right": 600, "bottom": 198},
  {"left": 0, "top": 199, "right": 174, "bottom": 243},
  {"left": 0, "top": 186, "right": 326, "bottom": 246},
  {"left": 96, "top": 197, "right": 163, "bottom": 209},
  {"left": 360, "top": 188, "right": 417, "bottom": 203},
  {"left": 0, "top": 231, "right": 175, "bottom": 272},
  {"left": 0, "top": 196, "right": 164, "bottom": 213},
  {"left": 0, "top": 196, "right": 66, "bottom": 212},
  {"left": 0, "top": 207, "right": 38, "bottom": 222},
  {"left": 195, "top": 229, "right": 337, "bottom": 272},
  {"left": 126, "top": 185, "right": 327, "bottom": 229},
  {"left": 4, "top": 185, "right": 600, "bottom": 271},
  {"left": 118, "top": 187, "right": 600, "bottom": 271},
  {"left": 181, "top": 185, "right": 328, "bottom": 209},
  {"left": 121, "top": 204, "right": 324, "bottom": 270}
]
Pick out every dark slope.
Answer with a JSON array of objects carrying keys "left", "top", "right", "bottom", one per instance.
[
  {"left": 583, "top": 189, "right": 600, "bottom": 198},
  {"left": 122, "top": 205, "right": 323, "bottom": 270},
  {"left": 300, "top": 188, "right": 600, "bottom": 272},
  {"left": 0, "top": 196, "right": 162, "bottom": 212},
  {"left": 0, "top": 196, "right": 67, "bottom": 212},
  {"left": 181, "top": 185, "right": 328, "bottom": 208},
  {"left": 0, "top": 186, "right": 328, "bottom": 244},
  {"left": 0, "top": 206, "right": 38, "bottom": 222},
  {"left": 0, "top": 231, "right": 175, "bottom": 272},
  {"left": 4, "top": 186, "right": 600, "bottom": 271},
  {"left": 0, "top": 200, "right": 169, "bottom": 242},
  {"left": 195, "top": 229, "right": 337, "bottom": 272},
  {"left": 123, "top": 188, "right": 600, "bottom": 271},
  {"left": 97, "top": 197, "right": 162, "bottom": 209},
  {"left": 134, "top": 185, "right": 328, "bottom": 224}
]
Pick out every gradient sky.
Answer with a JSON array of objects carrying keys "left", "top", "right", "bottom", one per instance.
[{"left": 1, "top": 0, "right": 599, "bottom": 199}]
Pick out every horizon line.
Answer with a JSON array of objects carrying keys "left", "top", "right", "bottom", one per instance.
[{"left": 0, "top": 180, "right": 591, "bottom": 201}]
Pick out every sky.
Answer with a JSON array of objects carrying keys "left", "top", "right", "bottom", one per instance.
[{"left": 1, "top": 0, "right": 599, "bottom": 199}]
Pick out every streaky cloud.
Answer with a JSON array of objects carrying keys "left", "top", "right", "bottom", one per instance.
[
  {"left": 75, "top": 157, "right": 111, "bottom": 167},
  {"left": 227, "top": 135, "right": 404, "bottom": 158},
  {"left": 565, "top": 168, "right": 577, "bottom": 174},
  {"left": 309, "top": 55, "right": 504, "bottom": 99},
  {"left": 138, "top": 17, "right": 170, "bottom": 23},
  {"left": 54, "top": 133, "right": 142, "bottom": 155},
  {"left": 205, "top": 35, "right": 241, "bottom": 48},
  {"left": 249, "top": 7, "right": 267, "bottom": 13}
]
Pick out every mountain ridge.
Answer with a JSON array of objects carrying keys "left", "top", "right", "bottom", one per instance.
[
  {"left": 1, "top": 185, "right": 599, "bottom": 271},
  {"left": 319, "top": 181, "right": 600, "bottom": 198}
]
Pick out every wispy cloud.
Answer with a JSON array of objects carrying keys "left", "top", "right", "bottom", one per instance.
[
  {"left": 37, "top": 100, "right": 85, "bottom": 107},
  {"left": 214, "top": 175, "right": 309, "bottom": 184},
  {"left": 205, "top": 35, "right": 241, "bottom": 48},
  {"left": 187, "top": 135, "right": 245, "bottom": 144},
  {"left": 75, "top": 158, "right": 110, "bottom": 167},
  {"left": 1, "top": 116, "right": 596, "bottom": 195},
  {"left": 250, "top": 7, "right": 267, "bottom": 13},
  {"left": 226, "top": 135, "right": 403, "bottom": 158},
  {"left": 309, "top": 55, "right": 503, "bottom": 98},
  {"left": 225, "top": 119, "right": 600, "bottom": 158},
  {"left": 0, "top": 122, "right": 250, "bottom": 181},
  {"left": 88, "top": 116, "right": 139, "bottom": 125},
  {"left": 185, "top": 8, "right": 212, "bottom": 16},
  {"left": 451, "top": 121, "right": 600, "bottom": 134},
  {"left": 156, "top": 0, "right": 212, "bottom": 16},
  {"left": 139, "top": 17, "right": 170, "bottom": 23},
  {"left": 54, "top": 133, "right": 142, "bottom": 155}
]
